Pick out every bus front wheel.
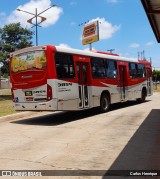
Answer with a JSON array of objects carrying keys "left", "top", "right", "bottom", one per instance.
[{"left": 100, "top": 94, "right": 110, "bottom": 113}]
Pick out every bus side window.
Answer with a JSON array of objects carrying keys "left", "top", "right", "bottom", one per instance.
[
  {"left": 91, "top": 58, "right": 105, "bottom": 78},
  {"left": 137, "top": 64, "right": 146, "bottom": 78},
  {"left": 55, "top": 53, "right": 75, "bottom": 79},
  {"left": 105, "top": 60, "right": 117, "bottom": 78},
  {"left": 129, "top": 63, "right": 137, "bottom": 78}
]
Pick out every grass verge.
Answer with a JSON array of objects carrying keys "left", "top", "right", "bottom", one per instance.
[
  {"left": 0, "top": 95, "right": 18, "bottom": 117},
  {"left": 153, "top": 84, "right": 160, "bottom": 92}
]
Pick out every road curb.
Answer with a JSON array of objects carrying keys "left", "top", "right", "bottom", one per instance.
[{"left": 0, "top": 111, "right": 38, "bottom": 122}]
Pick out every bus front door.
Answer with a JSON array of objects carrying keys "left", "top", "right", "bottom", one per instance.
[
  {"left": 76, "top": 62, "right": 90, "bottom": 109},
  {"left": 119, "top": 65, "right": 127, "bottom": 101}
]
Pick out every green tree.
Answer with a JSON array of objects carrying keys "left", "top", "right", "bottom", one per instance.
[
  {"left": 0, "top": 23, "right": 33, "bottom": 75},
  {"left": 152, "top": 70, "right": 160, "bottom": 81}
]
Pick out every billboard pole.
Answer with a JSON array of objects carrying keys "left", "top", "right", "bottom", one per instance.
[{"left": 89, "top": 43, "right": 92, "bottom": 51}]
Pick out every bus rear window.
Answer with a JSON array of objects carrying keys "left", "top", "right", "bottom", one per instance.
[{"left": 11, "top": 51, "right": 47, "bottom": 73}]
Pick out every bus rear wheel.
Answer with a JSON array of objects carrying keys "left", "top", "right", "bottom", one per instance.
[
  {"left": 137, "top": 89, "right": 147, "bottom": 103},
  {"left": 100, "top": 94, "right": 110, "bottom": 113}
]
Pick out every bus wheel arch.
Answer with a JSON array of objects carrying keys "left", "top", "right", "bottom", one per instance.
[
  {"left": 100, "top": 91, "right": 111, "bottom": 113},
  {"left": 137, "top": 87, "right": 147, "bottom": 103}
]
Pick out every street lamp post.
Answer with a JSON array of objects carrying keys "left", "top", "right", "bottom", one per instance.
[
  {"left": 17, "top": 4, "right": 56, "bottom": 46},
  {"left": 35, "top": 8, "right": 38, "bottom": 46}
]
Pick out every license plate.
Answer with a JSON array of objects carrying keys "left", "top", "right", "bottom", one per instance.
[{"left": 25, "top": 91, "right": 33, "bottom": 96}]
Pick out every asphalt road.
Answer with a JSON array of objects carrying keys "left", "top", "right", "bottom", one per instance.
[{"left": 0, "top": 93, "right": 160, "bottom": 179}]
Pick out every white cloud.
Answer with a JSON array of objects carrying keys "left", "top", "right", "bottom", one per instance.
[
  {"left": 70, "top": 22, "right": 76, "bottom": 26},
  {"left": 58, "top": 43, "right": 71, "bottom": 48},
  {"left": 88, "top": 17, "right": 120, "bottom": 40},
  {"left": 130, "top": 43, "right": 140, "bottom": 48},
  {"left": 83, "top": 47, "right": 95, "bottom": 51},
  {"left": 0, "top": 12, "right": 6, "bottom": 27},
  {"left": 83, "top": 48, "right": 90, "bottom": 51},
  {"left": 107, "top": 0, "right": 118, "bottom": 4},
  {"left": 3, "top": 0, "right": 63, "bottom": 28},
  {"left": 146, "top": 41, "right": 154, "bottom": 46}
]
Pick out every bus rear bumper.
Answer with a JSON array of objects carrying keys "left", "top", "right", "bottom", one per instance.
[{"left": 13, "top": 99, "right": 58, "bottom": 111}]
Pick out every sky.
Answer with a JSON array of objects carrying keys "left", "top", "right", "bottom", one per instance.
[{"left": 0, "top": 0, "right": 160, "bottom": 68}]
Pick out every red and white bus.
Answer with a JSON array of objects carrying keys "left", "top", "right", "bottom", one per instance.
[{"left": 10, "top": 45, "right": 153, "bottom": 112}]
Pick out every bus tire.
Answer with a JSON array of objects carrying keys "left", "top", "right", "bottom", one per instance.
[
  {"left": 137, "top": 88, "right": 147, "bottom": 103},
  {"left": 100, "top": 94, "right": 110, "bottom": 113}
]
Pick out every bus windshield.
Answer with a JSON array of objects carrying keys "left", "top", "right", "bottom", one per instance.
[{"left": 11, "top": 50, "right": 47, "bottom": 73}]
